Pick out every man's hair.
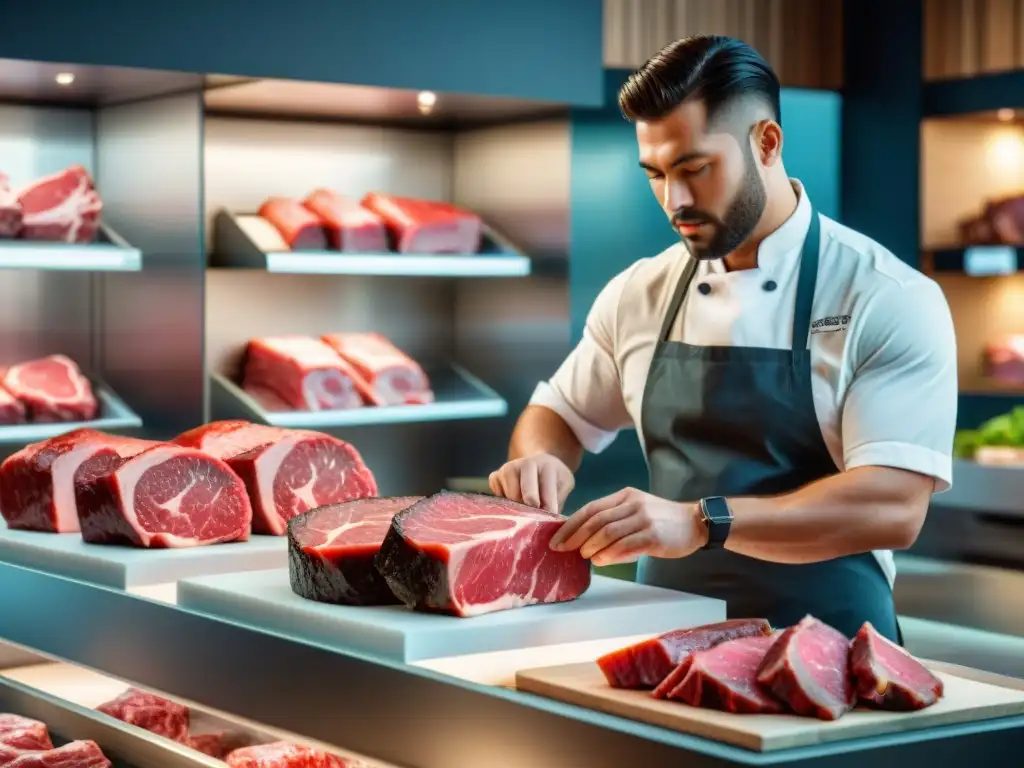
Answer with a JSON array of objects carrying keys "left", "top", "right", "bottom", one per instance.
[{"left": 618, "top": 35, "right": 781, "bottom": 128}]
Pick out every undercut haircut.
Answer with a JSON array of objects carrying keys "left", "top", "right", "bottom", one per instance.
[{"left": 618, "top": 35, "right": 781, "bottom": 129}]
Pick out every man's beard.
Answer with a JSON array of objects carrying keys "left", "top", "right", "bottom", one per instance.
[{"left": 673, "top": 146, "right": 767, "bottom": 261}]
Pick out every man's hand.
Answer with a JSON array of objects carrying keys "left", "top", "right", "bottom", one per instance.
[
  {"left": 549, "top": 487, "right": 708, "bottom": 566},
  {"left": 489, "top": 453, "right": 575, "bottom": 515}
]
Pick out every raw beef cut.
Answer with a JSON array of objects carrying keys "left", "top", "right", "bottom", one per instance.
[
  {"left": 850, "top": 621, "right": 944, "bottom": 710},
  {"left": 172, "top": 420, "right": 287, "bottom": 460},
  {"left": 595, "top": 618, "right": 772, "bottom": 692},
  {"left": 226, "top": 429, "right": 378, "bottom": 535},
  {"left": 17, "top": 165, "right": 102, "bottom": 243},
  {"left": 188, "top": 732, "right": 246, "bottom": 759},
  {"left": 2, "top": 355, "right": 98, "bottom": 423},
  {"left": 375, "top": 491, "right": 592, "bottom": 617},
  {"left": 242, "top": 337, "right": 371, "bottom": 411},
  {"left": 0, "top": 739, "right": 111, "bottom": 767},
  {"left": 321, "top": 333, "right": 433, "bottom": 406},
  {"left": 95, "top": 688, "right": 190, "bottom": 743},
  {"left": 0, "top": 715, "right": 51, "bottom": 750},
  {"left": 0, "top": 429, "right": 157, "bottom": 533},
  {"left": 258, "top": 198, "right": 328, "bottom": 251},
  {"left": 289, "top": 496, "right": 421, "bottom": 604},
  {"left": 361, "top": 193, "right": 483, "bottom": 254},
  {"left": 0, "top": 173, "right": 22, "bottom": 238},
  {"left": 984, "top": 334, "right": 1024, "bottom": 385},
  {"left": 302, "top": 189, "right": 388, "bottom": 252},
  {"left": 756, "top": 615, "right": 855, "bottom": 721},
  {"left": 0, "top": 387, "right": 26, "bottom": 425},
  {"left": 76, "top": 444, "right": 253, "bottom": 547},
  {"left": 225, "top": 741, "right": 366, "bottom": 768},
  {"left": 663, "top": 634, "right": 785, "bottom": 714}
]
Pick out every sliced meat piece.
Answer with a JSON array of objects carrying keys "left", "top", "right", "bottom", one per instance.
[
  {"left": 172, "top": 420, "right": 287, "bottom": 459},
  {"left": 95, "top": 687, "right": 190, "bottom": 743},
  {"left": 302, "top": 189, "right": 389, "bottom": 252},
  {"left": 76, "top": 444, "right": 252, "bottom": 547},
  {"left": 375, "top": 491, "right": 591, "bottom": 617},
  {"left": 225, "top": 741, "right": 365, "bottom": 767},
  {"left": 3, "top": 355, "right": 98, "bottom": 422},
  {"left": 1, "top": 739, "right": 111, "bottom": 767},
  {"left": 321, "top": 332, "right": 433, "bottom": 406},
  {"left": 0, "top": 429, "right": 157, "bottom": 533},
  {"left": 16, "top": 165, "right": 102, "bottom": 243},
  {"left": 664, "top": 634, "right": 785, "bottom": 714},
  {"left": 594, "top": 618, "right": 773, "bottom": 692},
  {"left": 850, "top": 621, "right": 944, "bottom": 710},
  {"left": 756, "top": 615, "right": 855, "bottom": 721},
  {"left": 0, "top": 715, "right": 52, "bottom": 750},
  {"left": 289, "top": 496, "right": 422, "bottom": 604},
  {"left": 258, "top": 198, "right": 328, "bottom": 251},
  {"left": 226, "top": 430, "right": 378, "bottom": 535},
  {"left": 0, "top": 173, "right": 23, "bottom": 238},
  {"left": 242, "top": 336, "right": 371, "bottom": 411},
  {"left": 188, "top": 732, "right": 248, "bottom": 759},
  {"left": 0, "top": 387, "right": 26, "bottom": 425},
  {"left": 360, "top": 193, "right": 482, "bottom": 254}
]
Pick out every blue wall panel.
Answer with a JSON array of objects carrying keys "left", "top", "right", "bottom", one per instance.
[{"left": 0, "top": 0, "right": 604, "bottom": 106}]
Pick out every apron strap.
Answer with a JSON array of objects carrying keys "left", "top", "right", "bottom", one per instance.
[
  {"left": 791, "top": 208, "right": 821, "bottom": 351},
  {"left": 658, "top": 251, "right": 699, "bottom": 343}
]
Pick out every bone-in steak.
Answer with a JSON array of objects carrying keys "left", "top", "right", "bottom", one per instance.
[
  {"left": 76, "top": 444, "right": 252, "bottom": 547},
  {"left": 850, "top": 621, "right": 944, "bottom": 710},
  {"left": 289, "top": 496, "right": 421, "bottom": 605},
  {"left": 375, "top": 491, "right": 591, "bottom": 617}
]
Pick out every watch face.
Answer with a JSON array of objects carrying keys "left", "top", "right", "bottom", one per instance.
[{"left": 703, "top": 496, "right": 732, "bottom": 522}]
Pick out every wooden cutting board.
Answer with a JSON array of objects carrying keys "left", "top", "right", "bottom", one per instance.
[{"left": 515, "top": 660, "right": 1024, "bottom": 751}]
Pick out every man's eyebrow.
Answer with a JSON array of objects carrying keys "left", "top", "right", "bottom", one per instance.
[{"left": 638, "top": 151, "right": 711, "bottom": 172}]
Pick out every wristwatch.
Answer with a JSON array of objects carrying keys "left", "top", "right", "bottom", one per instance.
[{"left": 698, "top": 496, "right": 733, "bottom": 549}]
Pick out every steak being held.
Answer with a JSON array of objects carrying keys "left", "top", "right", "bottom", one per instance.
[
  {"left": 375, "top": 491, "right": 591, "bottom": 617},
  {"left": 850, "top": 621, "right": 944, "bottom": 710}
]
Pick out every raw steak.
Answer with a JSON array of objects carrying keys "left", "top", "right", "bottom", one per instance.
[
  {"left": 321, "top": 332, "right": 433, "bottom": 406},
  {"left": 189, "top": 732, "right": 247, "bottom": 759},
  {"left": 0, "top": 429, "right": 157, "bottom": 533},
  {"left": 0, "top": 387, "right": 26, "bottom": 425},
  {"left": 0, "top": 740, "right": 111, "bottom": 767},
  {"left": 756, "top": 615, "right": 855, "bottom": 721},
  {"left": 375, "top": 491, "right": 592, "bottom": 617},
  {"left": 289, "top": 496, "right": 421, "bottom": 604},
  {"left": 0, "top": 173, "right": 22, "bottom": 237},
  {"left": 2, "top": 355, "right": 98, "bottom": 423},
  {"left": 0, "top": 715, "right": 51, "bottom": 750},
  {"left": 226, "top": 429, "right": 378, "bottom": 535},
  {"left": 302, "top": 189, "right": 388, "bottom": 252},
  {"left": 17, "top": 165, "right": 102, "bottom": 243},
  {"left": 850, "top": 621, "right": 944, "bottom": 710},
  {"left": 225, "top": 741, "right": 366, "bottom": 768},
  {"left": 664, "top": 634, "right": 785, "bottom": 714},
  {"left": 984, "top": 335, "right": 1024, "bottom": 385},
  {"left": 242, "top": 336, "right": 371, "bottom": 411},
  {"left": 361, "top": 193, "right": 483, "bottom": 254},
  {"left": 76, "top": 444, "right": 252, "bottom": 547},
  {"left": 595, "top": 618, "right": 772, "bottom": 692},
  {"left": 172, "top": 420, "right": 287, "bottom": 460},
  {"left": 258, "top": 198, "right": 328, "bottom": 251},
  {"left": 96, "top": 688, "right": 190, "bottom": 743}
]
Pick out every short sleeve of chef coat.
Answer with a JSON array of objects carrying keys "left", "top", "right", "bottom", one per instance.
[
  {"left": 529, "top": 267, "right": 636, "bottom": 453},
  {"left": 841, "top": 278, "right": 957, "bottom": 492}
]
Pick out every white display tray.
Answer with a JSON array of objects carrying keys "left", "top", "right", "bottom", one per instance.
[
  {"left": 177, "top": 569, "right": 725, "bottom": 663},
  {"left": 0, "top": 525, "right": 287, "bottom": 589}
]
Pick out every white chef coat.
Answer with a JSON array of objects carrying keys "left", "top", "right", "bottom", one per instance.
[{"left": 530, "top": 180, "right": 958, "bottom": 586}]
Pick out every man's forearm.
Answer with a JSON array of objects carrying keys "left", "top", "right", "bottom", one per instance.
[
  {"left": 508, "top": 405, "right": 584, "bottom": 471},
  {"left": 722, "top": 466, "right": 934, "bottom": 564}
]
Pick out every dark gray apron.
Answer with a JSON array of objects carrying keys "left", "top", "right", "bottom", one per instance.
[{"left": 637, "top": 209, "right": 902, "bottom": 643}]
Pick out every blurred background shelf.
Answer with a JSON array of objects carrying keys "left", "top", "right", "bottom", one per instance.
[
  {"left": 210, "top": 210, "right": 532, "bottom": 278},
  {"left": 0, "top": 382, "right": 141, "bottom": 446},
  {"left": 933, "top": 459, "right": 1024, "bottom": 516},
  {"left": 0, "top": 223, "right": 141, "bottom": 271},
  {"left": 210, "top": 364, "right": 508, "bottom": 429}
]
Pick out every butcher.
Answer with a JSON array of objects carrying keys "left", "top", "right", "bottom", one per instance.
[{"left": 488, "top": 35, "right": 957, "bottom": 643}]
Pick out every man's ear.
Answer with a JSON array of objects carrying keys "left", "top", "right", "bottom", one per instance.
[{"left": 752, "top": 120, "right": 783, "bottom": 166}]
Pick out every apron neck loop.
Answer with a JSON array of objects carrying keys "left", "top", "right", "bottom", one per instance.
[{"left": 791, "top": 208, "right": 821, "bottom": 352}]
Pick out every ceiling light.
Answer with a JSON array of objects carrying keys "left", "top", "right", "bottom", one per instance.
[
  {"left": 417, "top": 90, "right": 437, "bottom": 115},
  {"left": 55, "top": 72, "right": 75, "bottom": 86},
  {"left": 997, "top": 108, "right": 1014, "bottom": 122}
]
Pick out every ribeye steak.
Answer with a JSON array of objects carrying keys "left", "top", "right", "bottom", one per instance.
[
  {"left": 243, "top": 336, "right": 370, "bottom": 411},
  {"left": 289, "top": 496, "right": 421, "bottom": 605},
  {"left": 321, "top": 332, "right": 433, "bottom": 406},
  {"left": 375, "top": 491, "right": 592, "bottom": 617},
  {"left": 2, "top": 355, "right": 97, "bottom": 422},
  {"left": 849, "top": 621, "right": 944, "bottom": 710},
  {"left": 17, "top": 165, "right": 102, "bottom": 243},
  {"left": 0, "top": 429, "right": 156, "bottom": 533},
  {"left": 76, "top": 444, "right": 253, "bottom": 547}
]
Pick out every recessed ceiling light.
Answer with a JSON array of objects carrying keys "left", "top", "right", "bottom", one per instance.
[
  {"left": 417, "top": 90, "right": 437, "bottom": 115},
  {"left": 997, "top": 108, "right": 1014, "bottom": 122},
  {"left": 55, "top": 72, "right": 75, "bottom": 86}
]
